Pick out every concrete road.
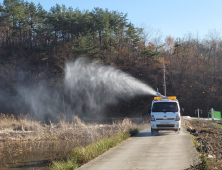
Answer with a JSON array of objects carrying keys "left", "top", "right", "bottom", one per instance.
[{"left": 77, "top": 119, "right": 198, "bottom": 170}]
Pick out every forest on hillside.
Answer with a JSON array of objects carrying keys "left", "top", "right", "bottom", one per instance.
[{"left": 0, "top": 0, "right": 222, "bottom": 118}]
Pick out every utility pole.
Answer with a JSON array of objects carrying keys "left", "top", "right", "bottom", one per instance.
[{"left": 163, "top": 59, "right": 166, "bottom": 96}]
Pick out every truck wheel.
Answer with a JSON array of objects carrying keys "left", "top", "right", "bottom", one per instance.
[
  {"left": 151, "top": 128, "right": 156, "bottom": 135},
  {"left": 151, "top": 128, "right": 154, "bottom": 135}
]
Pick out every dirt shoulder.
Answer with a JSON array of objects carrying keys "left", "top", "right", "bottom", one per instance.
[{"left": 184, "top": 119, "right": 222, "bottom": 168}]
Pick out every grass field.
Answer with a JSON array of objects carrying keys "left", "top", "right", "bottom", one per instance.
[
  {"left": 0, "top": 113, "right": 148, "bottom": 169},
  {"left": 0, "top": 113, "right": 146, "bottom": 141}
]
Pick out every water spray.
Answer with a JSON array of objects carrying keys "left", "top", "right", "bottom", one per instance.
[
  {"left": 3, "top": 57, "right": 158, "bottom": 119},
  {"left": 64, "top": 58, "right": 157, "bottom": 116}
]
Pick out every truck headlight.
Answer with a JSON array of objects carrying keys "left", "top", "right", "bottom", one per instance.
[
  {"left": 175, "top": 114, "right": 180, "bottom": 121},
  {"left": 151, "top": 115, "right": 155, "bottom": 121}
]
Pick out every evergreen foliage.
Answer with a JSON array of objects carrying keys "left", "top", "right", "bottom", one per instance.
[{"left": 1, "top": 1, "right": 222, "bottom": 117}]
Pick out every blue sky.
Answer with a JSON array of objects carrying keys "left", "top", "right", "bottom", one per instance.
[{"left": 4, "top": 0, "right": 222, "bottom": 39}]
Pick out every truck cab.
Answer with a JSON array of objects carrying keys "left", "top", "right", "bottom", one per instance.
[{"left": 150, "top": 96, "right": 181, "bottom": 135}]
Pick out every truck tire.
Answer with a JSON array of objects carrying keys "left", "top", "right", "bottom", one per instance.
[{"left": 151, "top": 128, "right": 156, "bottom": 135}]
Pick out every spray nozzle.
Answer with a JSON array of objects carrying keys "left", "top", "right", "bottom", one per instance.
[
  {"left": 156, "top": 89, "right": 162, "bottom": 97},
  {"left": 155, "top": 92, "right": 166, "bottom": 98},
  {"left": 156, "top": 92, "right": 162, "bottom": 97}
]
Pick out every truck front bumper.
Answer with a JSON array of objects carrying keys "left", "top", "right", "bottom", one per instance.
[{"left": 151, "top": 121, "right": 180, "bottom": 131}]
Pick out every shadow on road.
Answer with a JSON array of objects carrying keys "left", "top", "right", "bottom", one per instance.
[{"left": 132, "top": 129, "right": 185, "bottom": 138}]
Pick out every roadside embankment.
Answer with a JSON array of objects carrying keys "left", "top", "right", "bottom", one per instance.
[{"left": 185, "top": 119, "right": 222, "bottom": 169}]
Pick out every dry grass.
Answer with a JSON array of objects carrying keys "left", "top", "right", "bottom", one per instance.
[
  {"left": 0, "top": 113, "right": 138, "bottom": 143},
  {"left": 0, "top": 114, "right": 146, "bottom": 169},
  {"left": 0, "top": 113, "right": 42, "bottom": 131}
]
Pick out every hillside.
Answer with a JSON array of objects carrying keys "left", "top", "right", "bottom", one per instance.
[{"left": 1, "top": 0, "right": 222, "bottom": 119}]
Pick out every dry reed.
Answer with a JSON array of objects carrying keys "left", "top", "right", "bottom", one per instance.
[{"left": 0, "top": 113, "right": 139, "bottom": 142}]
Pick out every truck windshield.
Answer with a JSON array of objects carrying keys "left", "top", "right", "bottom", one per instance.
[{"left": 152, "top": 102, "right": 178, "bottom": 112}]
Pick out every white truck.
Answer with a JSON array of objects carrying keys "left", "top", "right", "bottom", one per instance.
[{"left": 150, "top": 95, "right": 181, "bottom": 135}]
